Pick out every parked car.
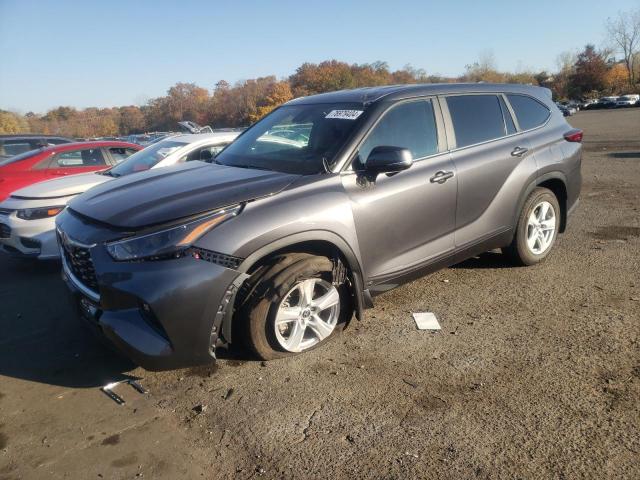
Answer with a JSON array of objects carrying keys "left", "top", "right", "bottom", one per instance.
[
  {"left": 0, "top": 141, "right": 141, "bottom": 202},
  {"left": 580, "top": 99, "right": 599, "bottom": 110},
  {"left": 0, "top": 134, "right": 74, "bottom": 159},
  {"left": 56, "top": 83, "right": 582, "bottom": 370},
  {"left": 615, "top": 94, "right": 639, "bottom": 107},
  {"left": 0, "top": 132, "right": 238, "bottom": 260},
  {"left": 600, "top": 96, "right": 619, "bottom": 108},
  {"left": 556, "top": 103, "right": 573, "bottom": 116}
]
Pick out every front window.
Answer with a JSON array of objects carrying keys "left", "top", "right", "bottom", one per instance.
[
  {"left": 215, "top": 103, "right": 365, "bottom": 174},
  {"left": 107, "top": 140, "right": 187, "bottom": 177}
]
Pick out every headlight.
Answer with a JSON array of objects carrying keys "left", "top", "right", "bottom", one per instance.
[
  {"left": 106, "top": 206, "right": 240, "bottom": 261},
  {"left": 17, "top": 206, "right": 65, "bottom": 220}
]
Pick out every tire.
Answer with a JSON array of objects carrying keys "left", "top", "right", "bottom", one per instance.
[
  {"left": 236, "top": 253, "right": 352, "bottom": 360},
  {"left": 503, "top": 187, "right": 561, "bottom": 266}
]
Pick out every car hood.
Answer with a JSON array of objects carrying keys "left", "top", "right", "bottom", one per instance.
[
  {"left": 68, "top": 162, "right": 300, "bottom": 229},
  {"left": 11, "top": 172, "right": 112, "bottom": 199}
]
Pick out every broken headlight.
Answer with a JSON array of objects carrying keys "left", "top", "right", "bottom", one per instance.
[{"left": 106, "top": 206, "right": 240, "bottom": 261}]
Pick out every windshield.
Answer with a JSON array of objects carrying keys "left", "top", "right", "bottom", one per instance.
[
  {"left": 0, "top": 148, "right": 43, "bottom": 166},
  {"left": 107, "top": 140, "right": 187, "bottom": 177},
  {"left": 215, "top": 103, "right": 365, "bottom": 174}
]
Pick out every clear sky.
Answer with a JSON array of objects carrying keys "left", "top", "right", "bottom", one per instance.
[{"left": 1, "top": 0, "right": 638, "bottom": 113}]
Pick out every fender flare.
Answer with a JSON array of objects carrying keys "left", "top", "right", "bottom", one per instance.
[
  {"left": 222, "top": 231, "right": 368, "bottom": 343},
  {"left": 512, "top": 171, "right": 568, "bottom": 234}
]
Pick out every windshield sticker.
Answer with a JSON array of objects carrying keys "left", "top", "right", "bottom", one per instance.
[{"left": 325, "top": 110, "right": 363, "bottom": 120}]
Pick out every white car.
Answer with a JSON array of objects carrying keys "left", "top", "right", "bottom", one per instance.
[
  {"left": 616, "top": 94, "right": 639, "bottom": 107},
  {"left": 0, "top": 132, "right": 240, "bottom": 260}
]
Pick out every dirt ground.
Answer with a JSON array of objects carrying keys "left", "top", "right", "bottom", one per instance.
[{"left": 1, "top": 108, "right": 639, "bottom": 480}]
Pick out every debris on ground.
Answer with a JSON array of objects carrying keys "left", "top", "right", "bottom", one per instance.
[
  {"left": 412, "top": 312, "right": 441, "bottom": 330},
  {"left": 192, "top": 404, "right": 207, "bottom": 414},
  {"left": 100, "top": 379, "right": 148, "bottom": 405}
]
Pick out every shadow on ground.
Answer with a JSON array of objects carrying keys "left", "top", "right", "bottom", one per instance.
[
  {"left": 451, "top": 251, "right": 514, "bottom": 269},
  {"left": 0, "top": 256, "right": 135, "bottom": 388},
  {"left": 608, "top": 151, "right": 640, "bottom": 159}
]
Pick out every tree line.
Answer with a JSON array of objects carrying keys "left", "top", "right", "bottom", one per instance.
[{"left": 1, "top": 9, "right": 638, "bottom": 138}]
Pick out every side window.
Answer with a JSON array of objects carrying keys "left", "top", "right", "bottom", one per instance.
[
  {"left": 506, "top": 94, "right": 551, "bottom": 131},
  {"left": 108, "top": 147, "right": 136, "bottom": 163},
  {"left": 499, "top": 96, "right": 517, "bottom": 135},
  {"left": 55, "top": 148, "right": 106, "bottom": 167},
  {"left": 359, "top": 100, "right": 438, "bottom": 162},
  {"left": 446, "top": 95, "right": 506, "bottom": 148},
  {"left": 3, "top": 140, "right": 34, "bottom": 156}
]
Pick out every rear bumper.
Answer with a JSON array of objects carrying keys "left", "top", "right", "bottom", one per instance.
[{"left": 61, "top": 241, "right": 243, "bottom": 371}]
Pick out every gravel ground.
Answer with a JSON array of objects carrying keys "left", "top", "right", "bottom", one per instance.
[{"left": 1, "top": 108, "right": 638, "bottom": 479}]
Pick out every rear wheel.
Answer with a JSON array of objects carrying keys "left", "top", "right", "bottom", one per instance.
[
  {"left": 504, "top": 187, "right": 560, "bottom": 266},
  {"left": 237, "top": 253, "right": 352, "bottom": 360}
]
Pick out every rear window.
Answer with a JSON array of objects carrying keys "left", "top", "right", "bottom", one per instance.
[
  {"left": 506, "top": 94, "right": 550, "bottom": 131},
  {"left": 447, "top": 95, "right": 506, "bottom": 148},
  {"left": 2, "top": 140, "right": 35, "bottom": 157},
  {"left": 0, "top": 148, "right": 42, "bottom": 166}
]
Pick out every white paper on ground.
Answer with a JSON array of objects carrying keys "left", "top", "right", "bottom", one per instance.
[{"left": 412, "top": 312, "right": 441, "bottom": 330}]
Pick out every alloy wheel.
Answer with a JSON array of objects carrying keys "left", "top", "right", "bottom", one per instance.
[{"left": 274, "top": 278, "right": 340, "bottom": 352}]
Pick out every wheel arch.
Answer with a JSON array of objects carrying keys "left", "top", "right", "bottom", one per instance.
[
  {"left": 514, "top": 172, "right": 569, "bottom": 235},
  {"left": 223, "top": 231, "right": 368, "bottom": 345}
]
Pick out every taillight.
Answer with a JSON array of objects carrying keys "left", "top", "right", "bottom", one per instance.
[{"left": 564, "top": 129, "right": 583, "bottom": 143}]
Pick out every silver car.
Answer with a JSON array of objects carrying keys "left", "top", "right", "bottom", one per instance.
[
  {"left": 0, "top": 132, "right": 239, "bottom": 259},
  {"left": 57, "top": 84, "right": 582, "bottom": 370}
]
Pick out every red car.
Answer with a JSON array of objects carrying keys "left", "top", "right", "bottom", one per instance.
[{"left": 0, "top": 141, "right": 143, "bottom": 201}]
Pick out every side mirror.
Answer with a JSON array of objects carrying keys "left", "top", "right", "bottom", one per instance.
[{"left": 363, "top": 146, "right": 413, "bottom": 174}]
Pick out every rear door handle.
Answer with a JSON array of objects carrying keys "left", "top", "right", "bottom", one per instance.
[
  {"left": 429, "top": 170, "right": 454, "bottom": 184},
  {"left": 511, "top": 146, "right": 528, "bottom": 157}
]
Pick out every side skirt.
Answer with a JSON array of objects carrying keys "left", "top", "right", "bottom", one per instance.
[{"left": 367, "top": 228, "right": 514, "bottom": 295}]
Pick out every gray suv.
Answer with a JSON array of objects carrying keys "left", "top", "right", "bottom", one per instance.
[{"left": 56, "top": 83, "right": 582, "bottom": 370}]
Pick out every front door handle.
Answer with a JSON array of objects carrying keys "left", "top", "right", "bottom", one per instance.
[
  {"left": 511, "top": 146, "right": 529, "bottom": 157},
  {"left": 429, "top": 170, "right": 454, "bottom": 184}
]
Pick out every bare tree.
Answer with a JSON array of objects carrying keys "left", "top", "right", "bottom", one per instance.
[{"left": 606, "top": 9, "right": 640, "bottom": 86}]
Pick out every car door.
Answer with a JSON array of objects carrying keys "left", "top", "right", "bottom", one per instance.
[
  {"left": 442, "top": 93, "right": 533, "bottom": 247},
  {"left": 341, "top": 98, "right": 457, "bottom": 284},
  {"left": 47, "top": 147, "right": 109, "bottom": 176}
]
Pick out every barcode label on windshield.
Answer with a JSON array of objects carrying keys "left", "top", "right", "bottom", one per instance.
[{"left": 325, "top": 110, "right": 363, "bottom": 120}]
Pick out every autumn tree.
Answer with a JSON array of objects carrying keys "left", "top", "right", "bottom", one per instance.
[
  {"left": 463, "top": 51, "right": 505, "bottom": 83},
  {"left": 249, "top": 81, "right": 293, "bottom": 123},
  {"left": 605, "top": 63, "right": 630, "bottom": 93},
  {"left": 606, "top": 8, "right": 640, "bottom": 86},
  {"left": 0, "top": 110, "right": 29, "bottom": 134},
  {"left": 569, "top": 45, "right": 608, "bottom": 97}
]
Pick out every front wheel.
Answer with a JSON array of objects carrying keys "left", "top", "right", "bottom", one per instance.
[
  {"left": 237, "top": 253, "right": 352, "bottom": 360},
  {"left": 504, "top": 187, "right": 560, "bottom": 266}
]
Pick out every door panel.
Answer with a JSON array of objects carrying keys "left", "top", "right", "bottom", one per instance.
[
  {"left": 450, "top": 136, "right": 534, "bottom": 247},
  {"left": 343, "top": 153, "right": 457, "bottom": 282}
]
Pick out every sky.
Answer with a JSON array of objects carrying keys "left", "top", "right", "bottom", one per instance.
[{"left": 1, "top": 0, "right": 638, "bottom": 113}]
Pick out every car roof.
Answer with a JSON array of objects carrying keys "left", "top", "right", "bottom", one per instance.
[
  {"left": 286, "top": 83, "right": 552, "bottom": 106},
  {"left": 44, "top": 141, "right": 142, "bottom": 152}
]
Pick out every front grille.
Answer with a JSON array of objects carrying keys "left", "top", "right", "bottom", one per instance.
[
  {"left": 59, "top": 233, "right": 99, "bottom": 292},
  {"left": 0, "top": 208, "right": 14, "bottom": 215},
  {"left": 0, "top": 223, "right": 10, "bottom": 239}
]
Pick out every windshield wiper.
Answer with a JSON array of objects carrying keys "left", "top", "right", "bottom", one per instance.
[
  {"left": 229, "top": 164, "right": 273, "bottom": 172},
  {"left": 100, "top": 170, "right": 121, "bottom": 178}
]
